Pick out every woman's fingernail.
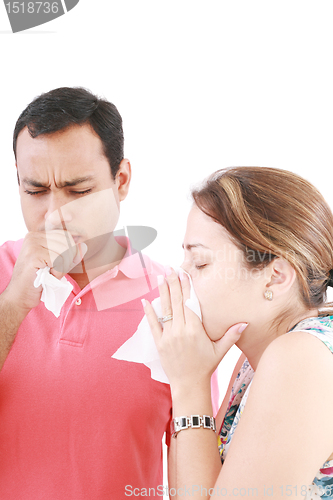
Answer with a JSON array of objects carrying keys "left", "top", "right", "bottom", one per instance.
[
  {"left": 157, "top": 275, "right": 164, "bottom": 286},
  {"left": 141, "top": 299, "right": 146, "bottom": 308},
  {"left": 164, "top": 265, "right": 173, "bottom": 276},
  {"left": 238, "top": 323, "right": 248, "bottom": 334}
]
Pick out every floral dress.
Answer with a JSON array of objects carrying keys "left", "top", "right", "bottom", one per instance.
[{"left": 217, "top": 316, "right": 333, "bottom": 499}]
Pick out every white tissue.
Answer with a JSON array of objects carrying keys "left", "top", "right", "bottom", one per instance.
[
  {"left": 34, "top": 266, "right": 73, "bottom": 318},
  {"left": 112, "top": 268, "right": 201, "bottom": 384}
]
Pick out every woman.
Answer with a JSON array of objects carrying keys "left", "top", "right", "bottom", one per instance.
[{"left": 142, "top": 166, "right": 333, "bottom": 499}]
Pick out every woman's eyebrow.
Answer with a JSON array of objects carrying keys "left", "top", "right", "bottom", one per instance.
[{"left": 182, "top": 243, "right": 210, "bottom": 251}]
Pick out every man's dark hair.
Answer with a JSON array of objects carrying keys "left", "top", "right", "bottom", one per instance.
[{"left": 13, "top": 87, "right": 124, "bottom": 179}]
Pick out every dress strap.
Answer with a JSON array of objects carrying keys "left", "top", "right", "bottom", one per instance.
[{"left": 288, "top": 315, "right": 333, "bottom": 355}]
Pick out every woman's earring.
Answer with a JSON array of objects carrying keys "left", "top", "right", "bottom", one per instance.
[{"left": 264, "top": 289, "right": 273, "bottom": 301}]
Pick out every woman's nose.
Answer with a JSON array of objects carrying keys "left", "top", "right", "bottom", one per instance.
[{"left": 180, "top": 260, "right": 190, "bottom": 274}]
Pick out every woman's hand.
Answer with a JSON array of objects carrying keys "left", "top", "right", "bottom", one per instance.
[{"left": 142, "top": 266, "right": 248, "bottom": 393}]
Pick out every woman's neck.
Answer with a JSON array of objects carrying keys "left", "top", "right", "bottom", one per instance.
[{"left": 236, "top": 308, "right": 318, "bottom": 371}]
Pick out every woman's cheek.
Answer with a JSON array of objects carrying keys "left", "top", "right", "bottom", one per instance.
[{"left": 195, "top": 296, "right": 218, "bottom": 340}]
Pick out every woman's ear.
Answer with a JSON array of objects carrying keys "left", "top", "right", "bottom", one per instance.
[{"left": 264, "top": 258, "right": 297, "bottom": 297}]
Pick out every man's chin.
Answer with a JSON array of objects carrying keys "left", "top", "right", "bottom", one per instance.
[
  {"left": 69, "top": 259, "right": 86, "bottom": 274},
  {"left": 57, "top": 233, "right": 114, "bottom": 273},
  {"left": 72, "top": 235, "right": 81, "bottom": 244}
]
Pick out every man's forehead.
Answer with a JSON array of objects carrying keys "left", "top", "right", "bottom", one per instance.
[{"left": 16, "top": 124, "right": 110, "bottom": 184}]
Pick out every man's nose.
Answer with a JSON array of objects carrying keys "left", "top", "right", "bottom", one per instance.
[{"left": 44, "top": 194, "right": 73, "bottom": 230}]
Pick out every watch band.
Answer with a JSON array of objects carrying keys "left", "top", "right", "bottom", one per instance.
[{"left": 171, "top": 415, "right": 216, "bottom": 438}]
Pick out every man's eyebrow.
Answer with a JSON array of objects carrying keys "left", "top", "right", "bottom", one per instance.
[
  {"left": 21, "top": 176, "right": 96, "bottom": 188},
  {"left": 58, "top": 176, "right": 96, "bottom": 188},
  {"left": 182, "top": 243, "right": 210, "bottom": 251}
]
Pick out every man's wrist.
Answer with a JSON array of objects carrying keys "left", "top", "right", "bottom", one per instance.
[{"left": 1, "top": 288, "right": 31, "bottom": 322}]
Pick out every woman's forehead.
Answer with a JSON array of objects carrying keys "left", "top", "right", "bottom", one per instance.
[{"left": 185, "top": 206, "right": 235, "bottom": 249}]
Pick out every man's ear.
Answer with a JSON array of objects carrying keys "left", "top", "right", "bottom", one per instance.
[
  {"left": 115, "top": 159, "right": 131, "bottom": 201},
  {"left": 264, "top": 257, "right": 297, "bottom": 297}
]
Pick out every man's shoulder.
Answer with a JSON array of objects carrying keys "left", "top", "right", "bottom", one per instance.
[
  {"left": 146, "top": 255, "right": 165, "bottom": 276},
  {"left": 0, "top": 239, "right": 24, "bottom": 262},
  {"left": 0, "top": 239, "right": 24, "bottom": 295},
  {"left": 139, "top": 254, "right": 164, "bottom": 299}
]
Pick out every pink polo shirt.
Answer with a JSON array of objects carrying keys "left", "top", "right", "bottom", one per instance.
[{"left": 0, "top": 237, "right": 172, "bottom": 499}]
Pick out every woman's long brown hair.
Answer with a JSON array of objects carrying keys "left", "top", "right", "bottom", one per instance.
[{"left": 192, "top": 166, "right": 333, "bottom": 313}]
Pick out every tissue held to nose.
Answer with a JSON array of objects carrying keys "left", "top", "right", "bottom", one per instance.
[{"left": 111, "top": 268, "right": 201, "bottom": 383}]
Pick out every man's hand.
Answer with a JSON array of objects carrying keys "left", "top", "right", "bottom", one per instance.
[{"left": 3, "top": 230, "right": 87, "bottom": 316}]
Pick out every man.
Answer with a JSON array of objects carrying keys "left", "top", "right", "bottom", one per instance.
[{"left": 0, "top": 87, "right": 172, "bottom": 498}]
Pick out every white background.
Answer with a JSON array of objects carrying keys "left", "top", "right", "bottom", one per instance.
[{"left": 1, "top": 0, "right": 333, "bottom": 491}]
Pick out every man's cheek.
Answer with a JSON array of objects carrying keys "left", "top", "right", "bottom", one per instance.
[{"left": 21, "top": 204, "right": 41, "bottom": 231}]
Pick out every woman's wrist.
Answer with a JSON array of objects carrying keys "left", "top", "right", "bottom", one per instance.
[
  {"left": 171, "top": 378, "right": 213, "bottom": 416},
  {"left": 170, "top": 377, "right": 211, "bottom": 400}
]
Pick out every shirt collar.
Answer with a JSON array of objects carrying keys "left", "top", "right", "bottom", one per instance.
[
  {"left": 116, "top": 235, "right": 153, "bottom": 279},
  {"left": 66, "top": 235, "right": 154, "bottom": 295}
]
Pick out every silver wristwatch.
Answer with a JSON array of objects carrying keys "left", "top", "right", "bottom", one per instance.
[{"left": 171, "top": 415, "right": 216, "bottom": 438}]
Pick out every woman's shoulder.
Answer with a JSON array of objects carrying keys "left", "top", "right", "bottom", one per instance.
[
  {"left": 265, "top": 315, "right": 333, "bottom": 367},
  {"left": 217, "top": 325, "right": 333, "bottom": 492},
  {"left": 287, "top": 315, "right": 333, "bottom": 354},
  {"left": 261, "top": 322, "right": 333, "bottom": 373},
  {"left": 237, "top": 322, "right": 333, "bottom": 445},
  {"left": 254, "top": 318, "right": 333, "bottom": 406}
]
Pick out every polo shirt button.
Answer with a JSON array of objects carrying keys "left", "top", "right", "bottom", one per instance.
[{"left": 75, "top": 298, "right": 82, "bottom": 306}]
